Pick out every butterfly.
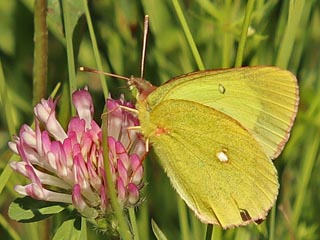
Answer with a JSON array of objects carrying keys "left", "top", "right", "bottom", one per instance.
[
  {"left": 132, "top": 66, "right": 298, "bottom": 228},
  {"left": 82, "top": 15, "right": 299, "bottom": 229}
]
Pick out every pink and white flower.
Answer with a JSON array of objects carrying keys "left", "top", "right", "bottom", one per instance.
[{"left": 9, "top": 88, "right": 145, "bottom": 219}]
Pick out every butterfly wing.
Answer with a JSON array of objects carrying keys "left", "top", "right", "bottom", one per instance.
[
  {"left": 147, "top": 67, "right": 298, "bottom": 159},
  {"left": 142, "top": 99, "right": 279, "bottom": 228}
]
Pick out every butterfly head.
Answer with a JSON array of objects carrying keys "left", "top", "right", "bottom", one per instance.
[{"left": 129, "top": 76, "right": 157, "bottom": 101}]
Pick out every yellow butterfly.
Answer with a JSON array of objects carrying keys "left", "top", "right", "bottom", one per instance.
[
  {"left": 82, "top": 15, "right": 299, "bottom": 229},
  {"left": 129, "top": 16, "right": 298, "bottom": 229},
  {"left": 134, "top": 66, "right": 298, "bottom": 228}
]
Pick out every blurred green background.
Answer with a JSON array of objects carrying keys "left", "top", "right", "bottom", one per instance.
[{"left": 0, "top": 0, "right": 319, "bottom": 239}]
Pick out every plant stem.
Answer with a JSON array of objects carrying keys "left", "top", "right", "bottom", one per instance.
[
  {"left": 82, "top": 0, "right": 109, "bottom": 98},
  {"left": 33, "top": 0, "right": 48, "bottom": 104},
  {"left": 235, "top": 0, "right": 255, "bottom": 67},
  {"left": 62, "top": 0, "right": 77, "bottom": 115},
  {"left": 177, "top": 196, "right": 190, "bottom": 240},
  {"left": 171, "top": 0, "right": 205, "bottom": 70},
  {"left": 101, "top": 118, "right": 132, "bottom": 240},
  {"left": 204, "top": 224, "right": 213, "bottom": 240},
  {"left": 276, "top": 0, "right": 306, "bottom": 68}
]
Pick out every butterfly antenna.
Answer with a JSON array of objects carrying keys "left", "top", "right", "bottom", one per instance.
[
  {"left": 140, "top": 15, "right": 149, "bottom": 80},
  {"left": 79, "top": 66, "right": 130, "bottom": 81}
]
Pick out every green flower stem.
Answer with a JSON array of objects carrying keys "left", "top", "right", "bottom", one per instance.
[
  {"left": 204, "top": 224, "right": 213, "bottom": 240},
  {"left": 129, "top": 208, "right": 139, "bottom": 240},
  {"left": 171, "top": 0, "right": 205, "bottom": 70},
  {"left": 81, "top": 217, "right": 87, "bottom": 240},
  {"left": 62, "top": 0, "right": 77, "bottom": 115},
  {"left": 177, "top": 195, "right": 190, "bottom": 240},
  {"left": 50, "top": 82, "right": 62, "bottom": 99},
  {"left": 269, "top": 206, "right": 276, "bottom": 240},
  {"left": 0, "top": 61, "right": 16, "bottom": 137},
  {"left": 276, "top": 0, "right": 306, "bottom": 68},
  {"left": 137, "top": 164, "right": 150, "bottom": 240},
  {"left": 0, "top": 214, "right": 21, "bottom": 240},
  {"left": 0, "top": 156, "right": 14, "bottom": 196},
  {"left": 292, "top": 132, "right": 319, "bottom": 228},
  {"left": 82, "top": 0, "right": 109, "bottom": 99},
  {"left": 235, "top": 0, "right": 255, "bottom": 67},
  {"left": 222, "top": 30, "right": 231, "bottom": 68},
  {"left": 190, "top": 214, "right": 202, "bottom": 239},
  {"left": 33, "top": 0, "right": 48, "bottom": 104},
  {"left": 101, "top": 118, "right": 131, "bottom": 240}
]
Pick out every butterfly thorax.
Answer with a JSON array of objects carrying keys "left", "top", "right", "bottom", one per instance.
[
  {"left": 127, "top": 76, "right": 159, "bottom": 141},
  {"left": 136, "top": 94, "right": 159, "bottom": 143}
]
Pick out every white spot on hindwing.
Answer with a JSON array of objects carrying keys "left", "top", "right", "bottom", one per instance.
[{"left": 216, "top": 148, "right": 229, "bottom": 162}]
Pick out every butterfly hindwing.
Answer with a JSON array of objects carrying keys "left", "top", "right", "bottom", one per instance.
[{"left": 142, "top": 99, "right": 279, "bottom": 228}]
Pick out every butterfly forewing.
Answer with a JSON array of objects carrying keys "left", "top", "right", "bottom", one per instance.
[{"left": 147, "top": 67, "right": 298, "bottom": 159}]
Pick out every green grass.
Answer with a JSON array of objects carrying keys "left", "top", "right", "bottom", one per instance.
[{"left": 0, "top": 0, "right": 319, "bottom": 239}]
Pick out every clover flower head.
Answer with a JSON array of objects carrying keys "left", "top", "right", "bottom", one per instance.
[{"left": 9, "top": 88, "right": 145, "bottom": 222}]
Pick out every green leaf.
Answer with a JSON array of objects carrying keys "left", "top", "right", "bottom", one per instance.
[
  {"left": 8, "top": 196, "right": 67, "bottom": 222},
  {"left": 0, "top": 156, "right": 13, "bottom": 195},
  {"left": 151, "top": 219, "right": 168, "bottom": 240},
  {"left": 53, "top": 216, "right": 86, "bottom": 240},
  {"left": 47, "top": 0, "right": 85, "bottom": 41}
]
